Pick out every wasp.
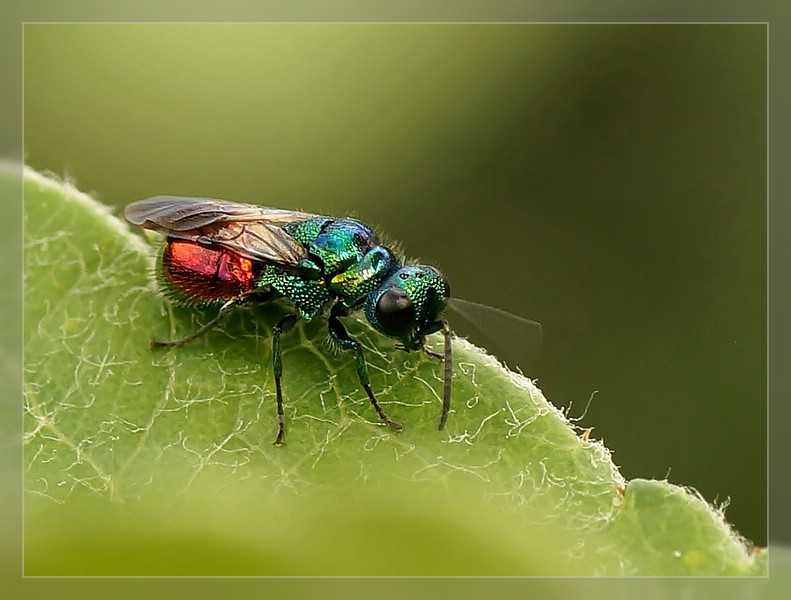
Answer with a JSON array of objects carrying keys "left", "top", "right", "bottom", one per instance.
[{"left": 125, "top": 196, "right": 453, "bottom": 445}]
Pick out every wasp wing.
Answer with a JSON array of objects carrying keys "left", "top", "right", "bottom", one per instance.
[
  {"left": 125, "top": 196, "right": 317, "bottom": 267},
  {"left": 125, "top": 196, "right": 316, "bottom": 230},
  {"left": 446, "top": 298, "right": 543, "bottom": 375}
]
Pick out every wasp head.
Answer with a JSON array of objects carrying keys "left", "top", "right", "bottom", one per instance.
[{"left": 365, "top": 265, "right": 450, "bottom": 348}]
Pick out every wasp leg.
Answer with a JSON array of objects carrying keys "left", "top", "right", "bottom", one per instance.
[
  {"left": 272, "top": 313, "right": 298, "bottom": 446},
  {"left": 436, "top": 320, "right": 453, "bottom": 431},
  {"left": 401, "top": 322, "right": 453, "bottom": 430},
  {"left": 394, "top": 340, "right": 441, "bottom": 362},
  {"left": 151, "top": 297, "right": 243, "bottom": 349},
  {"left": 328, "top": 303, "right": 403, "bottom": 433},
  {"left": 151, "top": 290, "right": 278, "bottom": 349},
  {"left": 421, "top": 345, "right": 444, "bottom": 362}
]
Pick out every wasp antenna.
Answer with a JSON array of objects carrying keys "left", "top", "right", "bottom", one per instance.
[{"left": 437, "top": 320, "right": 452, "bottom": 430}]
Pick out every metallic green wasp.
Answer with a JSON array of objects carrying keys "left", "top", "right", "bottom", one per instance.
[{"left": 126, "top": 196, "right": 539, "bottom": 445}]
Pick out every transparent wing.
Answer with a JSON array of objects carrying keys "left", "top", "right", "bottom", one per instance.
[
  {"left": 445, "top": 298, "right": 543, "bottom": 375},
  {"left": 125, "top": 196, "right": 318, "bottom": 267},
  {"left": 125, "top": 196, "right": 317, "bottom": 230}
]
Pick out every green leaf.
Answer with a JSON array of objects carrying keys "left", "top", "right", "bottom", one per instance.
[{"left": 22, "top": 167, "right": 765, "bottom": 576}]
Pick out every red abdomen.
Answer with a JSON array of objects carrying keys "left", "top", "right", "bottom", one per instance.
[{"left": 162, "top": 239, "right": 257, "bottom": 303}]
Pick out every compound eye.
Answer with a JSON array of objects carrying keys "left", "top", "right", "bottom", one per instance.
[{"left": 375, "top": 287, "right": 415, "bottom": 338}]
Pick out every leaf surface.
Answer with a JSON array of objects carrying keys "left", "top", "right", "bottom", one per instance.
[{"left": 22, "top": 167, "right": 764, "bottom": 577}]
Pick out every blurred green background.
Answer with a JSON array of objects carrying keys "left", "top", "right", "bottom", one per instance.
[{"left": 24, "top": 24, "right": 766, "bottom": 545}]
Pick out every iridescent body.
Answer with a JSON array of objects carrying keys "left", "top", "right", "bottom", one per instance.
[
  {"left": 125, "top": 196, "right": 452, "bottom": 445},
  {"left": 259, "top": 217, "right": 398, "bottom": 320},
  {"left": 163, "top": 240, "right": 258, "bottom": 301}
]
